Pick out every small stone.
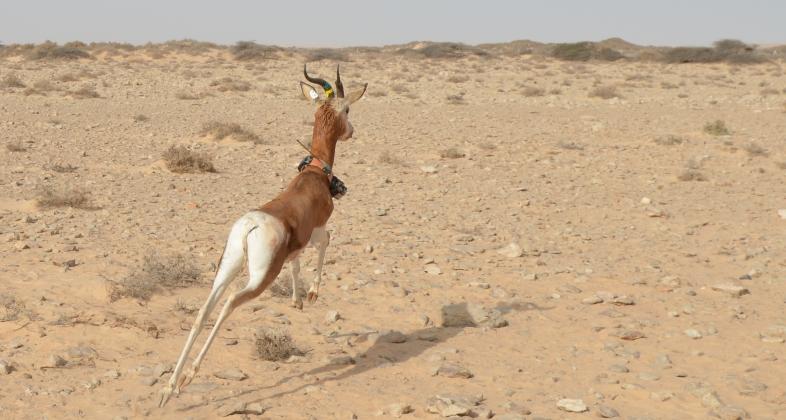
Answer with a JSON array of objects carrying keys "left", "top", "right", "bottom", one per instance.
[
  {"left": 468, "top": 282, "right": 490, "bottom": 289},
  {"left": 597, "top": 405, "right": 619, "bottom": 418},
  {"left": 638, "top": 372, "right": 661, "bottom": 381},
  {"left": 685, "top": 329, "right": 703, "bottom": 339},
  {"left": 140, "top": 377, "right": 158, "bottom": 386},
  {"left": 711, "top": 284, "right": 750, "bottom": 298},
  {"left": 49, "top": 354, "right": 67, "bottom": 367},
  {"left": 618, "top": 330, "right": 645, "bottom": 341},
  {"left": 103, "top": 369, "right": 121, "bottom": 379},
  {"left": 424, "top": 264, "right": 442, "bottom": 275},
  {"left": 218, "top": 401, "right": 248, "bottom": 417},
  {"left": 327, "top": 355, "right": 355, "bottom": 365},
  {"left": 244, "top": 403, "right": 266, "bottom": 415},
  {"left": 611, "top": 295, "right": 635, "bottom": 305},
  {"left": 653, "top": 354, "right": 673, "bottom": 369},
  {"left": 650, "top": 391, "right": 673, "bottom": 401},
  {"left": 582, "top": 295, "right": 603, "bottom": 305},
  {"left": 778, "top": 209, "right": 786, "bottom": 220},
  {"left": 13, "top": 241, "right": 30, "bottom": 250},
  {"left": 701, "top": 391, "right": 724, "bottom": 409},
  {"left": 384, "top": 403, "right": 413, "bottom": 418},
  {"left": 213, "top": 368, "right": 247, "bottom": 381},
  {"left": 0, "top": 359, "right": 14, "bottom": 375},
  {"left": 420, "top": 165, "right": 438, "bottom": 174},
  {"left": 759, "top": 325, "right": 786, "bottom": 343},
  {"left": 608, "top": 364, "right": 629, "bottom": 373},
  {"left": 434, "top": 363, "right": 473, "bottom": 379},
  {"left": 556, "top": 398, "right": 588, "bottom": 413},
  {"left": 325, "top": 310, "right": 340, "bottom": 324},
  {"left": 497, "top": 243, "right": 522, "bottom": 258},
  {"left": 641, "top": 197, "right": 651, "bottom": 204},
  {"left": 377, "top": 330, "right": 408, "bottom": 344},
  {"left": 713, "top": 405, "right": 750, "bottom": 420}
]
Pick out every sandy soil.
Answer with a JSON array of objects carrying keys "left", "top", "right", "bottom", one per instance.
[{"left": 1, "top": 50, "right": 786, "bottom": 419}]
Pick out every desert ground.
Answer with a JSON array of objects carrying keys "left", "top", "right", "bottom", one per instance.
[{"left": 1, "top": 41, "right": 786, "bottom": 419}]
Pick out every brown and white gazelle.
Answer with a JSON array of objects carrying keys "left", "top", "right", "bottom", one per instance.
[{"left": 158, "top": 65, "right": 366, "bottom": 407}]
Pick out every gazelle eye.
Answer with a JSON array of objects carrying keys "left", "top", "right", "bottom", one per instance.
[{"left": 345, "top": 108, "right": 349, "bottom": 115}]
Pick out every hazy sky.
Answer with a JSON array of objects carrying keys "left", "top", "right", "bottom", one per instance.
[{"left": 2, "top": 0, "right": 784, "bottom": 47}]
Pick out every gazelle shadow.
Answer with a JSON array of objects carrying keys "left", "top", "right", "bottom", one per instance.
[{"left": 178, "top": 301, "right": 551, "bottom": 411}]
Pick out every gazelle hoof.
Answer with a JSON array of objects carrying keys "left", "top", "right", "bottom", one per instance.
[
  {"left": 307, "top": 291, "right": 318, "bottom": 304},
  {"left": 158, "top": 386, "right": 174, "bottom": 408},
  {"left": 291, "top": 299, "right": 303, "bottom": 310}
]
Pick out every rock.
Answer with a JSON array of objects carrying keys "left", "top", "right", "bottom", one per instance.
[
  {"left": 103, "top": 369, "right": 121, "bottom": 379},
  {"left": 218, "top": 401, "right": 265, "bottom": 417},
  {"left": 424, "top": 264, "right": 442, "bottom": 275},
  {"left": 383, "top": 403, "right": 413, "bottom": 418},
  {"left": 67, "top": 346, "right": 98, "bottom": 360},
  {"left": 711, "top": 283, "right": 750, "bottom": 297},
  {"left": 608, "top": 364, "right": 629, "bottom": 373},
  {"left": 377, "top": 330, "right": 408, "bottom": 344},
  {"left": 325, "top": 310, "right": 340, "bottom": 324},
  {"left": 684, "top": 329, "right": 703, "bottom": 339},
  {"left": 140, "top": 377, "right": 158, "bottom": 386},
  {"left": 420, "top": 165, "right": 438, "bottom": 174},
  {"left": 556, "top": 398, "right": 588, "bottom": 413},
  {"left": 468, "top": 282, "right": 490, "bottom": 289},
  {"left": 597, "top": 405, "right": 619, "bottom": 418},
  {"left": 497, "top": 243, "right": 522, "bottom": 258},
  {"left": 617, "top": 329, "right": 645, "bottom": 341},
  {"left": 611, "top": 295, "right": 635, "bottom": 305},
  {"left": 493, "top": 415, "right": 525, "bottom": 420},
  {"left": 778, "top": 209, "right": 786, "bottom": 220},
  {"left": 500, "top": 402, "right": 531, "bottom": 415},
  {"left": 650, "top": 391, "right": 673, "bottom": 401},
  {"left": 440, "top": 303, "right": 506, "bottom": 328},
  {"left": 700, "top": 391, "right": 724, "bottom": 409},
  {"left": 712, "top": 406, "right": 750, "bottom": 420},
  {"left": 13, "top": 241, "right": 30, "bottom": 250},
  {"left": 638, "top": 372, "right": 661, "bottom": 381},
  {"left": 213, "top": 368, "right": 248, "bottom": 381},
  {"left": 153, "top": 363, "right": 172, "bottom": 377},
  {"left": 327, "top": 355, "right": 355, "bottom": 366},
  {"left": 582, "top": 295, "right": 603, "bottom": 305},
  {"left": 653, "top": 354, "right": 673, "bottom": 369},
  {"left": 49, "top": 354, "right": 67, "bottom": 367},
  {"left": 434, "top": 362, "right": 473, "bottom": 379},
  {"left": 759, "top": 325, "right": 786, "bottom": 343},
  {"left": 0, "top": 359, "right": 14, "bottom": 375}
]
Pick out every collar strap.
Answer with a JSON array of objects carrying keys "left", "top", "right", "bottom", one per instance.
[{"left": 298, "top": 155, "right": 332, "bottom": 178}]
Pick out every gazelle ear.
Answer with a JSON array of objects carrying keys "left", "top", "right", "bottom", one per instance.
[
  {"left": 300, "top": 82, "right": 320, "bottom": 103},
  {"left": 346, "top": 83, "right": 367, "bottom": 104}
]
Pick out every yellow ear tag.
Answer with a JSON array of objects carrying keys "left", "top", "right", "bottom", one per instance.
[{"left": 324, "top": 87, "right": 334, "bottom": 98}]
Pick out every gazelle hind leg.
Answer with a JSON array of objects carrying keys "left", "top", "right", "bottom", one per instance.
[
  {"left": 178, "top": 220, "right": 286, "bottom": 391},
  {"left": 158, "top": 218, "right": 249, "bottom": 407},
  {"left": 290, "top": 257, "right": 303, "bottom": 309},
  {"left": 307, "top": 227, "right": 329, "bottom": 304}
]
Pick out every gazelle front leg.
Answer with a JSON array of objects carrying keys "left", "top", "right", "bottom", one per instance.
[
  {"left": 307, "top": 227, "right": 329, "bottom": 304},
  {"left": 289, "top": 257, "right": 303, "bottom": 309}
]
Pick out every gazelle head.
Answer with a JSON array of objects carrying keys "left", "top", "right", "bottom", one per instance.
[{"left": 300, "top": 65, "right": 367, "bottom": 141}]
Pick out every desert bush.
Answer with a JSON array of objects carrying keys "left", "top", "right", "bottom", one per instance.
[
  {"left": 589, "top": 85, "right": 621, "bottom": 99},
  {"left": 678, "top": 170, "right": 707, "bottom": 181},
  {"left": 232, "top": 41, "right": 279, "bottom": 61},
  {"left": 162, "top": 145, "right": 216, "bottom": 173},
  {"left": 210, "top": 77, "right": 252, "bottom": 92},
  {"left": 0, "top": 294, "right": 26, "bottom": 322},
  {"left": 37, "top": 186, "right": 93, "bottom": 209},
  {"left": 6, "top": 141, "right": 26, "bottom": 152},
  {"left": 551, "top": 42, "right": 623, "bottom": 62},
  {"left": 305, "top": 48, "right": 348, "bottom": 62},
  {"left": 109, "top": 253, "right": 202, "bottom": 301},
  {"left": 654, "top": 135, "right": 685, "bottom": 146},
  {"left": 663, "top": 40, "right": 765, "bottom": 64},
  {"left": 742, "top": 142, "right": 768, "bottom": 157},
  {"left": 68, "top": 86, "right": 100, "bottom": 99},
  {"left": 200, "top": 121, "right": 261, "bottom": 143},
  {"left": 29, "top": 41, "right": 91, "bottom": 60},
  {"left": 440, "top": 147, "right": 466, "bottom": 159},
  {"left": 703, "top": 120, "right": 730, "bottom": 136},
  {"left": 254, "top": 327, "right": 303, "bottom": 361},
  {"left": 663, "top": 47, "right": 721, "bottom": 63},
  {"left": 49, "top": 163, "right": 78, "bottom": 173},
  {"left": 522, "top": 86, "right": 545, "bottom": 97},
  {"left": 1, "top": 74, "right": 25, "bottom": 88}
]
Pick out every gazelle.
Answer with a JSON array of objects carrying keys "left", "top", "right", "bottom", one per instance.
[{"left": 158, "top": 65, "right": 367, "bottom": 407}]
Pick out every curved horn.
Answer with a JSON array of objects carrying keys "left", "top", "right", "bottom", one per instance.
[
  {"left": 335, "top": 64, "right": 345, "bottom": 98},
  {"left": 303, "top": 64, "right": 334, "bottom": 98}
]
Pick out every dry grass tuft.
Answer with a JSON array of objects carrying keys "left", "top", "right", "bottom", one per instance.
[
  {"left": 210, "top": 77, "right": 252, "bottom": 92},
  {"left": 1, "top": 74, "right": 26, "bottom": 88},
  {"left": 175, "top": 91, "right": 204, "bottom": 100},
  {"left": 557, "top": 141, "right": 585, "bottom": 151},
  {"left": 522, "top": 86, "right": 545, "bottom": 97},
  {"left": 109, "top": 253, "right": 202, "bottom": 301},
  {"left": 0, "top": 294, "right": 27, "bottom": 322},
  {"left": 37, "top": 187, "right": 94, "bottom": 209},
  {"left": 440, "top": 148, "right": 466, "bottom": 159},
  {"left": 378, "top": 151, "right": 407, "bottom": 166},
  {"left": 305, "top": 48, "right": 348, "bottom": 62},
  {"left": 678, "top": 170, "right": 708, "bottom": 182},
  {"left": 589, "top": 85, "right": 621, "bottom": 99},
  {"left": 445, "top": 93, "right": 467, "bottom": 105},
  {"left": 133, "top": 114, "right": 149, "bottom": 122},
  {"left": 6, "top": 140, "right": 26, "bottom": 152},
  {"left": 742, "top": 142, "right": 768, "bottom": 157},
  {"left": 68, "top": 86, "right": 100, "bottom": 99},
  {"left": 654, "top": 135, "right": 686, "bottom": 146},
  {"left": 254, "top": 327, "right": 303, "bottom": 361},
  {"left": 446, "top": 75, "right": 470, "bottom": 84},
  {"left": 703, "top": 120, "right": 730, "bottom": 136},
  {"left": 29, "top": 41, "right": 92, "bottom": 60},
  {"left": 173, "top": 298, "right": 199, "bottom": 315},
  {"left": 232, "top": 41, "right": 279, "bottom": 61},
  {"left": 551, "top": 42, "right": 623, "bottom": 62},
  {"left": 200, "top": 121, "right": 261, "bottom": 143},
  {"left": 49, "top": 163, "right": 78, "bottom": 173},
  {"left": 162, "top": 145, "right": 216, "bottom": 173}
]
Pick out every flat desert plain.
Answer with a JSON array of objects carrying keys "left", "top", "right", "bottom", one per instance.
[{"left": 1, "top": 46, "right": 786, "bottom": 419}]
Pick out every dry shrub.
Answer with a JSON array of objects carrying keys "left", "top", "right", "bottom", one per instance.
[
  {"left": 1, "top": 74, "right": 25, "bottom": 88},
  {"left": 663, "top": 40, "right": 764, "bottom": 64},
  {"left": 447, "top": 75, "right": 469, "bottom": 84},
  {"left": 29, "top": 41, "right": 92, "bottom": 60},
  {"left": 522, "top": 86, "right": 545, "bottom": 97},
  {"left": 175, "top": 91, "right": 203, "bottom": 100},
  {"left": 305, "top": 48, "right": 348, "bottom": 62},
  {"left": 654, "top": 135, "right": 685, "bottom": 146},
  {"left": 49, "top": 163, "right": 78, "bottom": 173},
  {"left": 678, "top": 170, "right": 707, "bottom": 181},
  {"left": 210, "top": 77, "right": 252, "bottom": 92},
  {"left": 254, "top": 327, "right": 302, "bottom": 361},
  {"left": 232, "top": 41, "right": 279, "bottom": 61},
  {"left": 163, "top": 145, "right": 215, "bottom": 173},
  {"left": 742, "top": 142, "right": 768, "bottom": 157},
  {"left": 37, "top": 187, "right": 93, "bottom": 209},
  {"left": 68, "top": 86, "right": 100, "bottom": 99},
  {"left": 109, "top": 253, "right": 202, "bottom": 301},
  {"left": 6, "top": 141, "right": 26, "bottom": 152},
  {"left": 445, "top": 93, "right": 466, "bottom": 105},
  {"left": 55, "top": 72, "right": 80, "bottom": 82},
  {"left": 557, "top": 141, "right": 585, "bottom": 151},
  {"left": 703, "top": 120, "right": 730, "bottom": 136},
  {"left": 378, "top": 151, "right": 406, "bottom": 166},
  {"left": 440, "top": 147, "right": 465, "bottom": 159},
  {"left": 0, "top": 294, "right": 26, "bottom": 322},
  {"left": 173, "top": 298, "right": 199, "bottom": 314},
  {"left": 589, "top": 85, "right": 620, "bottom": 99},
  {"left": 200, "top": 121, "right": 261, "bottom": 143},
  {"left": 415, "top": 42, "right": 489, "bottom": 59},
  {"left": 551, "top": 42, "right": 622, "bottom": 62},
  {"left": 133, "top": 114, "right": 149, "bottom": 122}
]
